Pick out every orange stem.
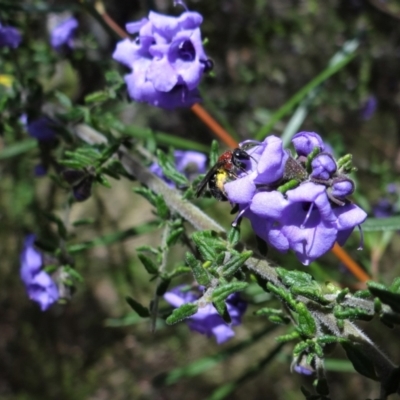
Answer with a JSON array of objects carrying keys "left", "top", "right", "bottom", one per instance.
[
  {"left": 332, "top": 243, "right": 370, "bottom": 282},
  {"left": 191, "top": 103, "right": 239, "bottom": 149},
  {"left": 95, "top": 5, "right": 369, "bottom": 283}
]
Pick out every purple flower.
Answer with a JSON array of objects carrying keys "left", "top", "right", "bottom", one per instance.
[
  {"left": 20, "top": 235, "right": 59, "bottom": 311},
  {"left": 0, "top": 23, "right": 22, "bottom": 48},
  {"left": 50, "top": 17, "right": 78, "bottom": 50},
  {"left": 27, "top": 117, "right": 57, "bottom": 142},
  {"left": 164, "top": 286, "right": 247, "bottom": 344},
  {"left": 112, "top": 10, "right": 211, "bottom": 109},
  {"left": 293, "top": 364, "right": 314, "bottom": 376},
  {"left": 150, "top": 150, "right": 207, "bottom": 187},
  {"left": 360, "top": 95, "right": 377, "bottom": 121},
  {"left": 292, "top": 131, "right": 325, "bottom": 157},
  {"left": 224, "top": 133, "right": 367, "bottom": 265}
]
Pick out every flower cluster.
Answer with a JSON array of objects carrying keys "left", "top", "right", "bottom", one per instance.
[
  {"left": 150, "top": 150, "right": 207, "bottom": 187},
  {"left": 20, "top": 235, "right": 59, "bottom": 311},
  {"left": 0, "top": 23, "right": 22, "bottom": 48},
  {"left": 112, "top": 10, "right": 212, "bottom": 109},
  {"left": 225, "top": 132, "right": 367, "bottom": 265},
  {"left": 164, "top": 286, "right": 247, "bottom": 344},
  {"left": 50, "top": 17, "right": 78, "bottom": 50}
]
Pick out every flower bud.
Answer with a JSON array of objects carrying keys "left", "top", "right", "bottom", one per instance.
[
  {"left": 331, "top": 177, "right": 355, "bottom": 199},
  {"left": 292, "top": 131, "right": 325, "bottom": 156},
  {"left": 310, "top": 153, "right": 337, "bottom": 180}
]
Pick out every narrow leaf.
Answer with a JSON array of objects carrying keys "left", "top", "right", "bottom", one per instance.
[
  {"left": 125, "top": 296, "right": 150, "bottom": 318},
  {"left": 221, "top": 250, "right": 253, "bottom": 279},
  {"left": 211, "top": 282, "right": 248, "bottom": 303},
  {"left": 166, "top": 303, "right": 198, "bottom": 325},
  {"left": 137, "top": 254, "right": 159, "bottom": 275},
  {"left": 186, "top": 253, "right": 211, "bottom": 286},
  {"left": 296, "top": 302, "right": 316, "bottom": 337},
  {"left": 362, "top": 216, "right": 400, "bottom": 232},
  {"left": 342, "top": 342, "right": 379, "bottom": 381}
]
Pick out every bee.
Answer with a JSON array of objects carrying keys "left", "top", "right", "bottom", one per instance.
[{"left": 195, "top": 148, "right": 251, "bottom": 201}]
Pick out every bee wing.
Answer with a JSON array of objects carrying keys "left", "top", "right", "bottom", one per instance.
[{"left": 195, "top": 163, "right": 220, "bottom": 198}]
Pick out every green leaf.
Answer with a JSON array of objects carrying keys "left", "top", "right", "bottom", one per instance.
[
  {"left": 72, "top": 218, "right": 95, "bottom": 226},
  {"left": 156, "top": 149, "right": 189, "bottom": 187},
  {"left": 97, "top": 174, "right": 111, "bottom": 188},
  {"left": 134, "top": 187, "right": 159, "bottom": 208},
  {"left": 266, "top": 282, "right": 297, "bottom": 310},
  {"left": 315, "top": 378, "right": 330, "bottom": 396},
  {"left": 379, "top": 312, "right": 400, "bottom": 328},
  {"left": 277, "top": 268, "right": 314, "bottom": 288},
  {"left": 155, "top": 195, "right": 169, "bottom": 219},
  {"left": 333, "top": 305, "right": 373, "bottom": 321},
  {"left": 211, "top": 282, "right": 248, "bottom": 303},
  {"left": 166, "top": 303, "right": 198, "bottom": 325},
  {"left": 122, "top": 125, "right": 209, "bottom": 152},
  {"left": 153, "top": 325, "right": 276, "bottom": 386},
  {"left": 0, "top": 139, "right": 37, "bottom": 160},
  {"left": 68, "top": 223, "right": 157, "bottom": 253},
  {"left": 362, "top": 216, "right": 400, "bottom": 232},
  {"left": 268, "top": 315, "right": 290, "bottom": 325},
  {"left": 227, "top": 226, "right": 241, "bottom": 246},
  {"left": 276, "top": 331, "right": 300, "bottom": 343},
  {"left": 192, "top": 230, "right": 226, "bottom": 261},
  {"left": 125, "top": 296, "right": 150, "bottom": 318},
  {"left": 296, "top": 302, "right": 316, "bottom": 337},
  {"left": 342, "top": 342, "right": 379, "bottom": 381},
  {"left": 156, "top": 279, "right": 171, "bottom": 296},
  {"left": 54, "top": 91, "right": 72, "bottom": 108},
  {"left": 185, "top": 253, "right": 211, "bottom": 286},
  {"left": 221, "top": 250, "right": 253, "bottom": 279},
  {"left": 137, "top": 254, "right": 159, "bottom": 275},
  {"left": 84, "top": 90, "right": 109, "bottom": 104},
  {"left": 255, "top": 38, "right": 359, "bottom": 140},
  {"left": 291, "top": 286, "right": 331, "bottom": 305},
  {"left": 293, "top": 341, "right": 309, "bottom": 356},
  {"left": 209, "top": 140, "right": 219, "bottom": 166},
  {"left": 42, "top": 212, "right": 68, "bottom": 240},
  {"left": 390, "top": 277, "right": 400, "bottom": 293},
  {"left": 164, "top": 266, "right": 191, "bottom": 279},
  {"left": 167, "top": 227, "right": 184, "bottom": 247},
  {"left": 368, "top": 281, "right": 400, "bottom": 313},
  {"left": 213, "top": 299, "right": 231, "bottom": 323}
]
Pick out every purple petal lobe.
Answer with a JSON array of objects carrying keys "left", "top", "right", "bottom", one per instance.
[
  {"left": 292, "top": 131, "right": 324, "bottom": 156},
  {"left": 255, "top": 136, "right": 289, "bottom": 184},
  {"left": 50, "top": 17, "right": 78, "bottom": 49},
  {"left": 224, "top": 173, "right": 257, "bottom": 204},
  {"left": 126, "top": 18, "right": 149, "bottom": 34}
]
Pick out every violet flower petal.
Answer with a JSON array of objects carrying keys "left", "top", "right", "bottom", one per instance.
[
  {"left": 292, "top": 131, "right": 325, "bottom": 156},
  {"left": 254, "top": 136, "right": 289, "bottom": 184},
  {"left": 51, "top": 17, "right": 78, "bottom": 49},
  {"left": 224, "top": 173, "right": 257, "bottom": 204}
]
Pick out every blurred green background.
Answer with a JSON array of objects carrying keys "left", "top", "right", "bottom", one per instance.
[{"left": 1, "top": 0, "right": 400, "bottom": 399}]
